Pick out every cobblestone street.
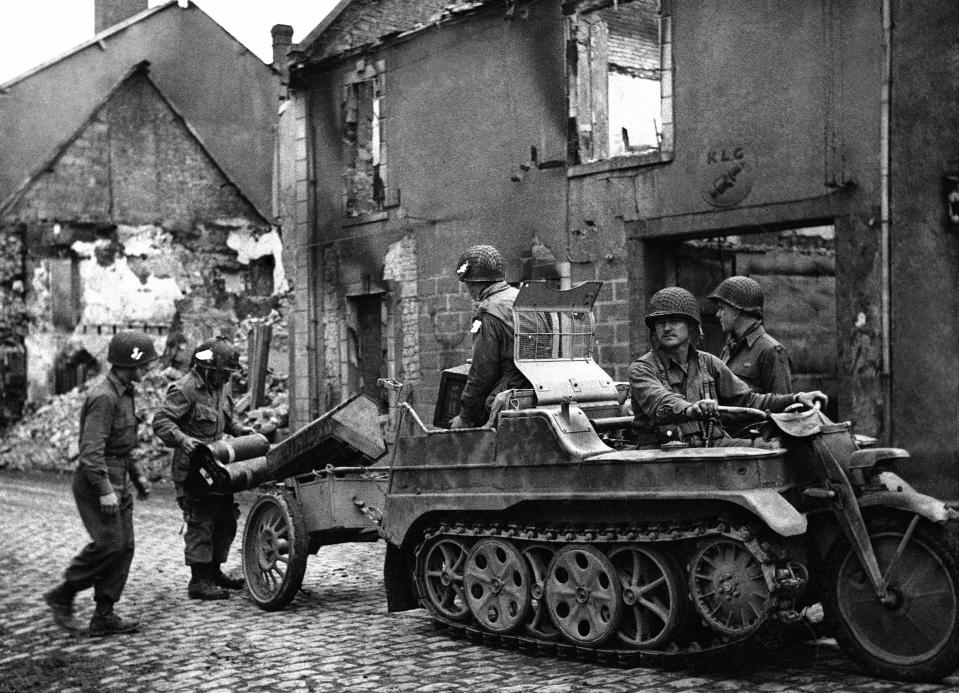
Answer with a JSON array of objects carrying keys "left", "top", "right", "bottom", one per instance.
[{"left": 2, "top": 471, "right": 959, "bottom": 693}]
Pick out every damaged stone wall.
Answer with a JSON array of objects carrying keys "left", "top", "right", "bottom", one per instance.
[
  {"left": 0, "top": 69, "right": 286, "bottom": 418},
  {"left": 321, "top": 245, "right": 346, "bottom": 409},
  {"left": 383, "top": 234, "right": 420, "bottom": 390},
  {"left": 0, "top": 228, "right": 28, "bottom": 426}
]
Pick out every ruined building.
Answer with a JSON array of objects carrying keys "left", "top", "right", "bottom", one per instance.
[
  {"left": 277, "top": 0, "right": 959, "bottom": 499},
  {"left": 0, "top": 0, "right": 284, "bottom": 426}
]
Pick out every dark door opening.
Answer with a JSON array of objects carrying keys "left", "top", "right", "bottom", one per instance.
[
  {"left": 649, "top": 225, "right": 838, "bottom": 418},
  {"left": 350, "top": 294, "right": 388, "bottom": 414}
]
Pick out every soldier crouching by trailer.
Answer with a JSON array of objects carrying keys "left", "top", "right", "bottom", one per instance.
[
  {"left": 629, "top": 286, "right": 827, "bottom": 447},
  {"left": 152, "top": 337, "right": 253, "bottom": 600}
]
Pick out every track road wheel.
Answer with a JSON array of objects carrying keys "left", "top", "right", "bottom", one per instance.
[
  {"left": 688, "top": 538, "right": 771, "bottom": 638},
  {"left": 522, "top": 545, "right": 560, "bottom": 640},
  {"left": 610, "top": 544, "right": 687, "bottom": 649},
  {"left": 242, "top": 490, "right": 309, "bottom": 611},
  {"left": 464, "top": 538, "right": 532, "bottom": 633},
  {"left": 417, "top": 536, "right": 472, "bottom": 622},
  {"left": 545, "top": 544, "right": 622, "bottom": 646},
  {"left": 824, "top": 515, "right": 959, "bottom": 682}
]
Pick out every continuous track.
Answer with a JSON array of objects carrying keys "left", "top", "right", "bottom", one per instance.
[{"left": 413, "top": 517, "right": 806, "bottom": 666}]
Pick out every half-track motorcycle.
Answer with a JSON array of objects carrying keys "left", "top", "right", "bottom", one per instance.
[{"left": 191, "top": 281, "right": 959, "bottom": 683}]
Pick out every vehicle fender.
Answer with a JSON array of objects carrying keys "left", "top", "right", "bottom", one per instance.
[
  {"left": 857, "top": 471, "right": 955, "bottom": 524},
  {"left": 733, "top": 488, "right": 808, "bottom": 536}
]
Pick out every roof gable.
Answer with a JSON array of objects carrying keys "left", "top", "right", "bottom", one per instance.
[
  {"left": 3, "top": 63, "right": 268, "bottom": 227},
  {"left": 0, "top": 1, "right": 276, "bottom": 219}
]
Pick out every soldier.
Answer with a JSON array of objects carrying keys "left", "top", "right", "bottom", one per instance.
[
  {"left": 448, "top": 244, "right": 531, "bottom": 429},
  {"left": 152, "top": 337, "right": 253, "bottom": 600},
  {"left": 709, "top": 275, "right": 792, "bottom": 394},
  {"left": 628, "top": 287, "right": 827, "bottom": 447},
  {"left": 44, "top": 331, "right": 157, "bottom": 635}
]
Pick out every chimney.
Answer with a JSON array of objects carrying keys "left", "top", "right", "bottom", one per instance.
[
  {"left": 95, "top": 0, "right": 149, "bottom": 34},
  {"left": 271, "top": 24, "right": 294, "bottom": 100}
]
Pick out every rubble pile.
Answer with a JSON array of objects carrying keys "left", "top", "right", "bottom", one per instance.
[{"left": 0, "top": 367, "right": 290, "bottom": 481}]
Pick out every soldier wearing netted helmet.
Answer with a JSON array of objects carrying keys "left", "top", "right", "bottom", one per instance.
[
  {"left": 627, "top": 286, "right": 826, "bottom": 447},
  {"left": 709, "top": 275, "right": 792, "bottom": 394},
  {"left": 153, "top": 336, "right": 253, "bottom": 600},
  {"left": 448, "top": 244, "right": 531, "bottom": 428},
  {"left": 44, "top": 331, "right": 158, "bottom": 636}
]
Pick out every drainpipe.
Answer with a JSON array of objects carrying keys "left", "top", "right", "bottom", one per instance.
[{"left": 880, "top": 0, "right": 892, "bottom": 440}]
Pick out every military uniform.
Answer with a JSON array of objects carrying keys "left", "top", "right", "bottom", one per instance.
[
  {"left": 45, "top": 330, "right": 156, "bottom": 635},
  {"left": 153, "top": 369, "right": 246, "bottom": 568},
  {"left": 458, "top": 281, "right": 532, "bottom": 427},
  {"left": 629, "top": 344, "right": 796, "bottom": 445},
  {"left": 59, "top": 372, "right": 143, "bottom": 607},
  {"left": 720, "top": 323, "right": 793, "bottom": 394}
]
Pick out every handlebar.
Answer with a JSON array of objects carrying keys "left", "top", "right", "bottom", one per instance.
[{"left": 715, "top": 406, "right": 767, "bottom": 418}]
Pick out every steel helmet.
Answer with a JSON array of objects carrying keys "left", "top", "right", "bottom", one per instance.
[
  {"left": 192, "top": 337, "right": 241, "bottom": 372},
  {"left": 456, "top": 245, "right": 505, "bottom": 282},
  {"left": 644, "top": 287, "right": 702, "bottom": 328},
  {"left": 107, "top": 330, "right": 159, "bottom": 367},
  {"left": 708, "top": 276, "right": 764, "bottom": 316}
]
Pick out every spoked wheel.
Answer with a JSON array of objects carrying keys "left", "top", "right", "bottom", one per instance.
[
  {"left": 824, "top": 515, "right": 959, "bottom": 682},
  {"left": 610, "top": 544, "right": 687, "bottom": 649},
  {"left": 464, "top": 538, "right": 532, "bottom": 633},
  {"left": 242, "top": 490, "right": 309, "bottom": 611},
  {"left": 522, "top": 545, "right": 560, "bottom": 640},
  {"left": 545, "top": 544, "right": 622, "bottom": 645},
  {"left": 417, "top": 536, "right": 472, "bottom": 622},
  {"left": 688, "top": 538, "right": 771, "bottom": 638}
]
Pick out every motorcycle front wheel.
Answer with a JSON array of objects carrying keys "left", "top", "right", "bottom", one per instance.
[{"left": 824, "top": 514, "right": 959, "bottom": 682}]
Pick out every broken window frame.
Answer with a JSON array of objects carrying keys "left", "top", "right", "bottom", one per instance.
[
  {"left": 342, "top": 58, "right": 388, "bottom": 218},
  {"left": 565, "top": 0, "right": 673, "bottom": 169}
]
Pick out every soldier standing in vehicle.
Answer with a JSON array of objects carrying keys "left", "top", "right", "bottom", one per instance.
[
  {"left": 44, "top": 331, "right": 157, "bottom": 635},
  {"left": 629, "top": 286, "right": 827, "bottom": 447},
  {"left": 709, "top": 275, "right": 792, "bottom": 394},
  {"left": 448, "top": 244, "right": 531, "bottom": 429},
  {"left": 152, "top": 337, "right": 253, "bottom": 600}
]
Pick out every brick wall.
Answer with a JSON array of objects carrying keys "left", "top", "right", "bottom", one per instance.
[
  {"left": 569, "top": 259, "right": 632, "bottom": 381},
  {"left": 605, "top": 0, "right": 660, "bottom": 75}
]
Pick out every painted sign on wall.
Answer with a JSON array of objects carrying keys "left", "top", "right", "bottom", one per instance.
[{"left": 698, "top": 145, "right": 754, "bottom": 207}]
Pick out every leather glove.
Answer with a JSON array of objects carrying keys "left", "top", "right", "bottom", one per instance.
[
  {"left": 795, "top": 391, "right": 828, "bottom": 409},
  {"left": 134, "top": 476, "right": 151, "bottom": 500},
  {"left": 99, "top": 492, "right": 119, "bottom": 517},
  {"left": 179, "top": 435, "right": 201, "bottom": 455},
  {"left": 684, "top": 399, "right": 718, "bottom": 420}
]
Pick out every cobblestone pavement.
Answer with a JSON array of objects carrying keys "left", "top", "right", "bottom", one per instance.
[{"left": 2, "top": 471, "right": 959, "bottom": 693}]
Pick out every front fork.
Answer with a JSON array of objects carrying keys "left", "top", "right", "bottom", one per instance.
[{"left": 807, "top": 441, "right": 920, "bottom": 602}]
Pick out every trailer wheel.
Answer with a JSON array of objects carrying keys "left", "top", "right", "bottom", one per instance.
[{"left": 242, "top": 489, "right": 309, "bottom": 611}]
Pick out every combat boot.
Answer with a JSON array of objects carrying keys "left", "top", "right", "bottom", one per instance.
[
  {"left": 89, "top": 610, "right": 139, "bottom": 637},
  {"left": 212, "top": 564, "right": 245, "bottom": 590},
  {"left": 43, "top": 584, "right": 81, "bottom": 632},
  {"left": 188, "top": 564, "right": 229, "bottom": 600}
]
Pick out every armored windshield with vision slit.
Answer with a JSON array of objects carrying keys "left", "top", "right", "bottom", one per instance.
[{"left": 512, "top": 281, "right": 619, "bottom": 406}]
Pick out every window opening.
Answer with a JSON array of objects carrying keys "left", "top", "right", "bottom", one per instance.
[
  {"left": 568, "top": 0, "right": 671, "bottom": 164},
  {"left": 344, "top": 60, "right": 387, "bottom": 217},
  {"left": 246, "top": 255, "right": 275, "bottom": 296}
]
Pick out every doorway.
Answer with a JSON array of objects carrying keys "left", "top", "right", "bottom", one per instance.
[{"left": 652, "top": 225, "right": 838, "bottom": 417}]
